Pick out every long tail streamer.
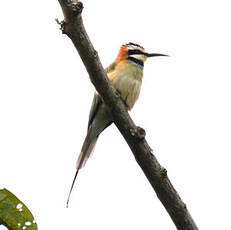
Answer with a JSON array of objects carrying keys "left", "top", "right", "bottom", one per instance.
[{"left": 66, "top": 169, "right": 79, "bottom": 208}]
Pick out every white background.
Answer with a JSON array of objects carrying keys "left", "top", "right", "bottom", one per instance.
[{"left": 0, "top": 0, "right": 231, "bottom": 229}]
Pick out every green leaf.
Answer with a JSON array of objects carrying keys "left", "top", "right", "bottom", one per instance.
[{"left": 0, "top": 188, "right": 38, "bottom": 230}]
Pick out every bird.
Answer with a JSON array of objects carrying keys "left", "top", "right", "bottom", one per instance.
[{"left": 66, "top": 42, "right": 168, "bottom": 207}]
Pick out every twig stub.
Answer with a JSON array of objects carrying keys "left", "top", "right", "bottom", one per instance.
[
  {"left": 55, "top": 18, "right": 66, "bottom": 34},
  {"left": 129, "top": 126, "right": 146, "bottom": 141},
  {"left": 67, "top": 0, "right": 83, "bottom": 14}
]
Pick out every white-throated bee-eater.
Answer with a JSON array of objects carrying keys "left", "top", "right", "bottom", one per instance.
[{"left": 66, "top": 42, "right": 168, "bottom": 206}]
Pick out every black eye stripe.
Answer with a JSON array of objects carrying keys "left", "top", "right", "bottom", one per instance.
[{"left": 128, "top": 49, "right": 145, "bottom": 56}]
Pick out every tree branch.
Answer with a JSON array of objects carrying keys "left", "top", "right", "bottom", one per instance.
[{"left": 57, "top": 1, "right": 199, "bottom": 229}]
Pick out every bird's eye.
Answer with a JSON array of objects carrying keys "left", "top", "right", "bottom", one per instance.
[{"left": 128, "top": 50, "right": 144, "bottom": 56}]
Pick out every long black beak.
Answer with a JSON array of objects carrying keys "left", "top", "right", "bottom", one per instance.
[{"left": 145, "top": 53, "right": 169, "bottom": 57}]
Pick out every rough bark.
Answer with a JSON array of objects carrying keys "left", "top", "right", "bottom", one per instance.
[{"left": 57, "top": 1, "right": 199, "bottom": 230}]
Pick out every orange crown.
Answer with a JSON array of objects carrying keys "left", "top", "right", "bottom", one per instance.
[{"left": 115, "top": 45, "right": 129, "bottom": 62}]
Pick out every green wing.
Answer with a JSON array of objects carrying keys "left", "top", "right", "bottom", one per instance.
[
  {"left": 88, "top": 93, "right": 102, "bottom": 129},
  {"left": 87, "top": 62, "right": 116, "bottom": 129}
]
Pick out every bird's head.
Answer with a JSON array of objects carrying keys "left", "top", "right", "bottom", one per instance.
[{"left": 115, "top": 42, "right": 168, "bottom": 67}]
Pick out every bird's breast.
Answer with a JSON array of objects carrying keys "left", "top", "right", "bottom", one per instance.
[{"left": 110, "top": 61, "right": 143, "bottom": 110}]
